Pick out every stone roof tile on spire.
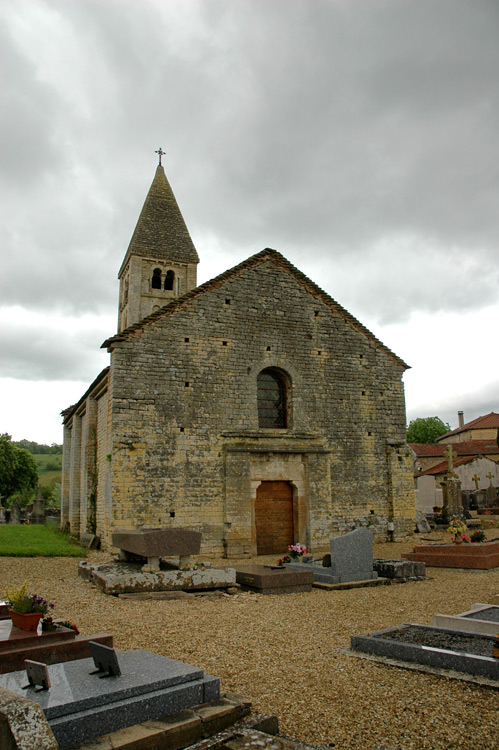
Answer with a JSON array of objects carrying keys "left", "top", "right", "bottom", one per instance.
[{"left": 118, "top": 165, "right": 199, "bottom": 278}]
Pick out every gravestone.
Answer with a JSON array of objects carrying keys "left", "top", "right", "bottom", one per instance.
[
  {"left": 112, "top": 528, "right": 201, "bottom": 572},
  {"left": 9, "top": 501, "right": 20, "bottom": 525},
  {"left": 415, "top": 475, "right": 437, "bottom": 515},
  {"left": 0, "top": 649, "right": 219, "bottom": 749},
  {"left": 32, "top": 489, "right": 46, "bottom": 525},
  {"left": 0, "top": 500, "right": 5, "bottom": 524},
  {"left": 486, "top": 483, "right": 497, "bottom": 507},
  {"left": 286, "top": 528, "right": 378, "bottom": 584},
  {"left": 441, "top": 477, "right": 462, "bottom": 520},
  {"left": 329, "top": 528, "right": 378, "bottom": 582},
  {"left": 416, "top": 510, "right": 431, "bottom": 533}
]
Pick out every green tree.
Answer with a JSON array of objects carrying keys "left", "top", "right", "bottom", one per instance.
[
  {"left": 406, "top": 417, "right": 451, "bottom": 444},
  {"left": 0, "top": 433, "right": 39, "bottom": 504}
]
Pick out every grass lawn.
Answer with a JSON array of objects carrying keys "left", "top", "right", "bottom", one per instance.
[{"left": 0, "top": 525, "right": 87, "bottom": 557}]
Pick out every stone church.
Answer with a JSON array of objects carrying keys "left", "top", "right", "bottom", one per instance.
[{"left": 61, "top": 161, "right": 414, "bottom": 556}]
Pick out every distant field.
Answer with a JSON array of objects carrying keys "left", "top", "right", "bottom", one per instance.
[
  {"left": 0, "top": 525, "right": 86, "bottom": 557},
  {"left": 33, "top": 453, "right": 62, "bottom": 488},
  {"left": 34, "top": 454, "right": 62, "bottom": 473}
]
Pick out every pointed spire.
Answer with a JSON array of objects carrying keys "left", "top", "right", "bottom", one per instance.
[{"left": 119, "top": 163, "right": 199, "bottom": 277}]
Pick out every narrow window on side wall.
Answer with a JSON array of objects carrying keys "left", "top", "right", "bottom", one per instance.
[{"left": 257, "top": 369, "right": 287, "bottom": 428}]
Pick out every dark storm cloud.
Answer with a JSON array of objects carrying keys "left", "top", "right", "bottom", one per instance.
[
  {"left": 0, "top": 0, "right": 498, "bottom": 366},
  {"left": 0, "top": 316, "right": 110, "bottom": 381}
]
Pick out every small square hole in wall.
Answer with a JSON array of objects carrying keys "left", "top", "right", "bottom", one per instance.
[
  {"left": 179, "top": 427, "right": 184, "bottom": 433},
  {"left": 222, "top": 341, "right": 228, "bottom": 346},
  {"left": 170, "top": 511, "right": 175, "bottom": 518},
  {"left": 314, "top": 311, "right": 319, "bottom": 317},
  {"left": 185, "top": 381, "right": 190, "bottom": 388},
  {"left": 362, "top": 391, "right": 366, "bottom": 396},
  {"left": 225, "top": 299, "right": 231, "bottom": 305},
  {"left": 266, "top": 346, "right": 271, "bottom": 351},
  {"left": 368, "top": 431, "right": 372, "bottom": 436},
  {"left": 184, "top": 337, "right": 190, "bottom": 343},
  {"left": 318, "top": 350, "right": 322, "bottom": 355}
]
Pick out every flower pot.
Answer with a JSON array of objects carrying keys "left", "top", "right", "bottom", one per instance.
[
  {"left": 9, "top": 610, "right": 43, "bottom": 631},
  {"left": 454, "top": 536, "right": 463, "bottom": 545}
]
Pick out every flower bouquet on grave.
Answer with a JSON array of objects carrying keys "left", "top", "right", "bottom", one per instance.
[
  {"left": 447, "top": 519, "right": 470, "bottom": 544},
  {"left": 288, "top": 543, "right": 309, "bottom": 560},
  {"left": 5, "top": 580, "right": 54, "bottom": 631},
  {"left": 277, "top": 555, "right": 291, "bottom": 567},
  {"left": 470, "top": 530, "right": 486, "bottom": 543}
]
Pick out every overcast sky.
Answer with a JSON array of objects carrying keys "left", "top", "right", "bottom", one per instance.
[{"left": 1, "top": 0, "right": 498, "bottom": 445}]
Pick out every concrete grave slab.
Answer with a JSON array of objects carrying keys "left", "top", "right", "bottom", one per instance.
[
  {"left": 235, "top": 565, "right": 313, "bottom": 594},
  {"left": 0, "top": 618, "right": 113, "bottom": 674},
  {"left": 351, "top": 623, "right": 499, "bottom": 680},
  {"left": 432, "top": 604, "right": 499, "bottom": 636},
  {"left": 79, "top": 560, "right": 236, "bottom": 595},
  {"left": 402, "top": 538, "right": 499, "bottom": 569},
  {"left": 0, "top": 650, "right": 220, "bottom": 749}
]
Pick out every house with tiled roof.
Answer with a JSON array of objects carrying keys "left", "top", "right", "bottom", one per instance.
[
  {"left": 61, "top": 160, "right": 414, "bottom": 555},
  {"left": 435, "top": 412, "right": 499, "bottom": 444},
  {"left": 410, "top": 440, "right": 499, "bottom": 474}
]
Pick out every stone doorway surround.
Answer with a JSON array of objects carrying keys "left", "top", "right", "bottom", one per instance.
[{"left": 221, "top": 432, "right": 331, "bottom": 558}]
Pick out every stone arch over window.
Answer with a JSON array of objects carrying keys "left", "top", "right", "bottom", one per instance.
[
  {"left": 164, "top": 270, "right": 175, "bottom": 291},
  {"left": 257, "top": 368, "right": 288, "bottom": 428},
  {"left": 151, "top": 268, "right": 162, "bottom": 289}
]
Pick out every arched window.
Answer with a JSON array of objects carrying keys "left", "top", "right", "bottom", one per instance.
[
  {"left": 257, "top": 369, "right": 287, "bottom": 428},
  {"left": 151, "top": 268, "right": 162, "bottom": 289},
  {"left": 164, "top": 270, "right": 175, "bottom": 291}
]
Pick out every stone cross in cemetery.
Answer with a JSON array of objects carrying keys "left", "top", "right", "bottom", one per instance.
[
  {"left": 444, "top": 445, "right": 458, "bottom": 478},
  {"left": 472, "top": 473, "right": 480, "bottom": 491},
  {"left": 486, "top": 471, "right": 494, "bottom": 486},
  {"left": 442, "top": 477, "right": 462, "bottom": 520}
]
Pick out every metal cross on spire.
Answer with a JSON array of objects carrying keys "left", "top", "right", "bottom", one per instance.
[{"left": 155, "top": 147, "right": 165, "bottom": 166}]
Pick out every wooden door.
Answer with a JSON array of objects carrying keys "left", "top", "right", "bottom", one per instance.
[{"left": 255, "top": 481, "right": 294, "bottom": 555}]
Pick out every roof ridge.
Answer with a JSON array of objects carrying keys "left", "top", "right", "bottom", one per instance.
[{"left": 104, "top": 247, "right": 408, "bottom": 368}]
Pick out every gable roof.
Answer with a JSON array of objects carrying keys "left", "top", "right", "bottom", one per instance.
[
  {"left": 436, "top": 412, "right": 499, "bottom": 442},
  {"left": 420, "top": 455, "right": 478, "bottom": 476},
  {"left": 118, "top": 165, "right": 199, "bottom": 278},
  {"left": 103, "top": 248, "right": 409, "bottom": 368},
  {"left": 410, "top": 440, "right": 499, "bottom": 458}
]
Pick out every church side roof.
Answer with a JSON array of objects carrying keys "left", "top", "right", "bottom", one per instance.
[
  {"left": 103, "top": 248, "right": 409, "bottom": 369},
  {"left": 118, "top": 165, "right": 199, "bottom": 278},
  {"left": 61, "top": 367, "right": 110, "bottom": 424}
]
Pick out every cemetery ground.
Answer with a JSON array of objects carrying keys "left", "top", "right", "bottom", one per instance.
[{"left": 2, "top": 532, "right": 498, "bottom": 750}]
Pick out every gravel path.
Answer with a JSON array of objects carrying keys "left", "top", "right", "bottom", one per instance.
[{"left": 1, "top": 533, "right": 498, "bottom": 750}]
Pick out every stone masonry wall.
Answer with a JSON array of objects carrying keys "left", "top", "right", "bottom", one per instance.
[{"left": 105, "top": 260, "right": 413, "bottom": 554}]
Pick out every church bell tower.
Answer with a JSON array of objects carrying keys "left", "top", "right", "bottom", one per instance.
[{"left": 117, "top": 150, "right": 199, "bottom": 332}]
